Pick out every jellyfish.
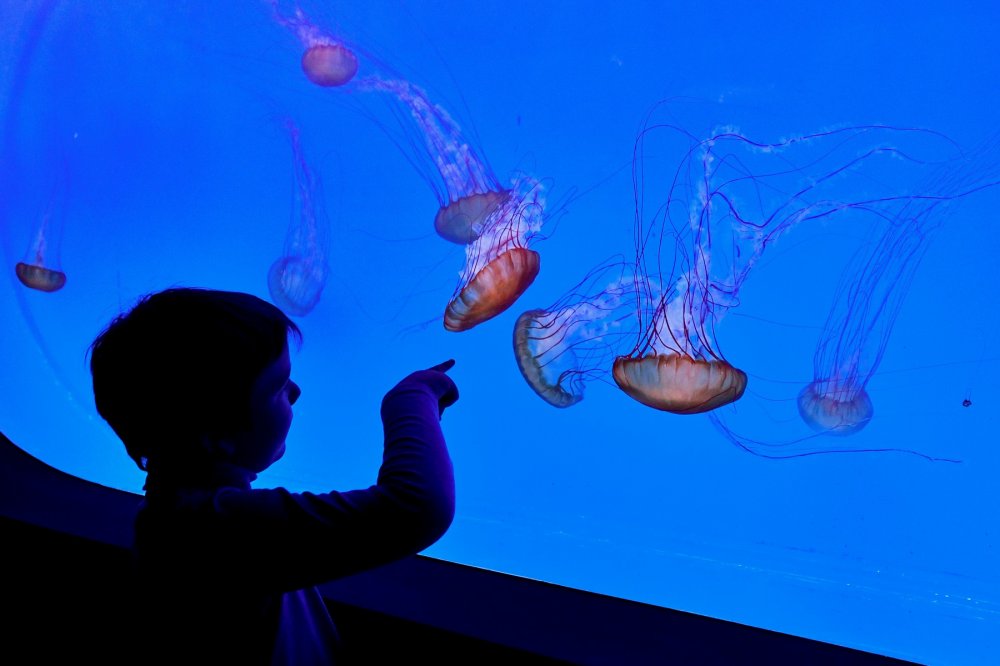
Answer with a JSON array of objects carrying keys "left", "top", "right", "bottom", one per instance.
[
  {"left": 13, "top": 149, "right": 71, "bottom": 295},
  {"left": 799, "top": 134, "right": 1000, "bottom": 437},
  {"left": 16, "top": 221, "right": 66, "bottom": 293},
  {"left": 615, "top": 107, "right": 949, "bottom": 417},
  {"left": 443, "top": 175, "right": 547, "bottom": 332},
  {"left": 2, "top": 0, "right": 67, "bottom": 294},
  {"left": 797, "top": 377, "right": 873, "bottom": 436},
  {"left": 267, "top": 1, "right": 359, "bottom": 87},
  {"left": 612, "top": 261, "right": 748, "bottom": 414},
  {"left": 359, "top": 77, "right": 509, "bottom": 244},
  {"left": 267, "top": 120, "right": 330, "bottom": 317},
  {"left": 685, "top": 128, "right": 1000, "bottom": 459},
  {"left": 514, "top": 260, "right": 636, "bottom": 407}
]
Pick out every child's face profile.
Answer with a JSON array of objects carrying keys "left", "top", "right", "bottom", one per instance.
[{"left": 226, "top": 343, "right": 301, "bottom": 473}]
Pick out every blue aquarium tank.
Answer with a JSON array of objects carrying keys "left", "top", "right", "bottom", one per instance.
[{"left": 2, "top": 2, "right": 998, "bottom": 663}]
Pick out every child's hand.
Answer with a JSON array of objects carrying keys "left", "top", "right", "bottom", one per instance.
[
  {"left": 391, "top": 360, "right": 460, "bottom": 418},
  {"left": 427, "top": 359, "right": 455, "bottom": 373},
  {"left": 421, "top": 359, "right": 459, "bottom": 417}
]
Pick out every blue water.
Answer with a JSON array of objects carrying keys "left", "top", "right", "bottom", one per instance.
[{"left": 2, "top": 2, "right": 998, "bottom": 663}]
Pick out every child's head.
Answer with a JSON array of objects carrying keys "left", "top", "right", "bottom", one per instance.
[{"left": 90, "top": 287, "right": 301, "bottom": 473}]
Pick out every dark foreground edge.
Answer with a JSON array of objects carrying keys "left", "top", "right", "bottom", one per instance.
[{"left": 0, "top": 431, "right": 916, "bottom": 665}]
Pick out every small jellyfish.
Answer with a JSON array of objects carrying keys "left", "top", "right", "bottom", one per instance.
[
  {"left": 444, "top": 175, "right": 546, "bottom": 332},
  {"left": 360, "top": 77, "right": 509, "bottom": 244},
  {"left": 15, "top": 166, "right": 69, "bottom": 294},
  {"left": 16, "top": 261, "right": 66, "bottom": 292},
  {"left": 800, "top": 133, "right": 1000, "bottom": 437},
  {"left": 268, "top": 1, "right": 359, "bottom": 87},
  {"left": 514, "top": 260, "right": 635, "bottom": 407},
  {"left": 702, "top": 128, "right": 1000, "bottom": 459},
  {"left": 4, "top": 1, "right": 67, "bottom": 294},
  {"left": 267, "top": 120, "right": 329, "bottom": 317},
  {"left": 797, "top": 378, "right": 873, "bottom": 436}
]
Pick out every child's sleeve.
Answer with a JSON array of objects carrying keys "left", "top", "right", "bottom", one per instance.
[{"left": 209, "top": 376, "right": 456, "bottom": 592}]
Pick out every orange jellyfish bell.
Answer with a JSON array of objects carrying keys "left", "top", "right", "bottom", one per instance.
[
  {"left": 444, "top": 247, "right": 540, "bottom": 332},
  {"left": 435, "top": 190, "right": 510, "bottom": 244},
  {"left": 15, "top": 261, "right": 66, "bottom": 293},
  {"left": 612, "top": 353, "right": 747, "bottom": 414},
  {"left": 301, "top": 44, "right": 358, "bottom": 87}
]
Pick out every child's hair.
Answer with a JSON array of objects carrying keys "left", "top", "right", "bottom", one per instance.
[{"left": 89, "top": 287, "right": 301, "bottom": 471}]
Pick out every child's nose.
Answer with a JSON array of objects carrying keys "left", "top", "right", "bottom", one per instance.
[{"left": 289, "top": 381, "right": 302, "bottom": 405}]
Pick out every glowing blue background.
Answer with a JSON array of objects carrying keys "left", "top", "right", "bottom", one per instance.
[{"left": 2, "top": 2, "right": 998, "bottom": 663}]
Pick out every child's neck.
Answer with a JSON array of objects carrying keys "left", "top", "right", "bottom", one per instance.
[{"left": 145, "top": 457, "right": 257, "bottom": 493}]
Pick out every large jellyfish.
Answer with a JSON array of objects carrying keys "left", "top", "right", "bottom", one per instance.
[
  {"left": 359, "top": 77, "right": 509, "bottom": 245},
  {"left": 798, "top": 134, "right": 1000, "bottom": 437},
  {"left": 267, "top": 120, "right": 330, "bottom": 317},
  {"left": 267, "top": 1, "right": 359, "bottom": 87},
  {"left": 514, "top": 259, "right": 636, "bottom": 407},
  {"left": 615, "top": 107, "right": 949, "bottom": 417},
  {"left": 443, "top": 174, "right": 548, "bottom": 332}
]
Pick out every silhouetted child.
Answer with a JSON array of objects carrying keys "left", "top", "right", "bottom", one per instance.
[{"left": 89, "top": 287, "right": 457, "bottom": 664}]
